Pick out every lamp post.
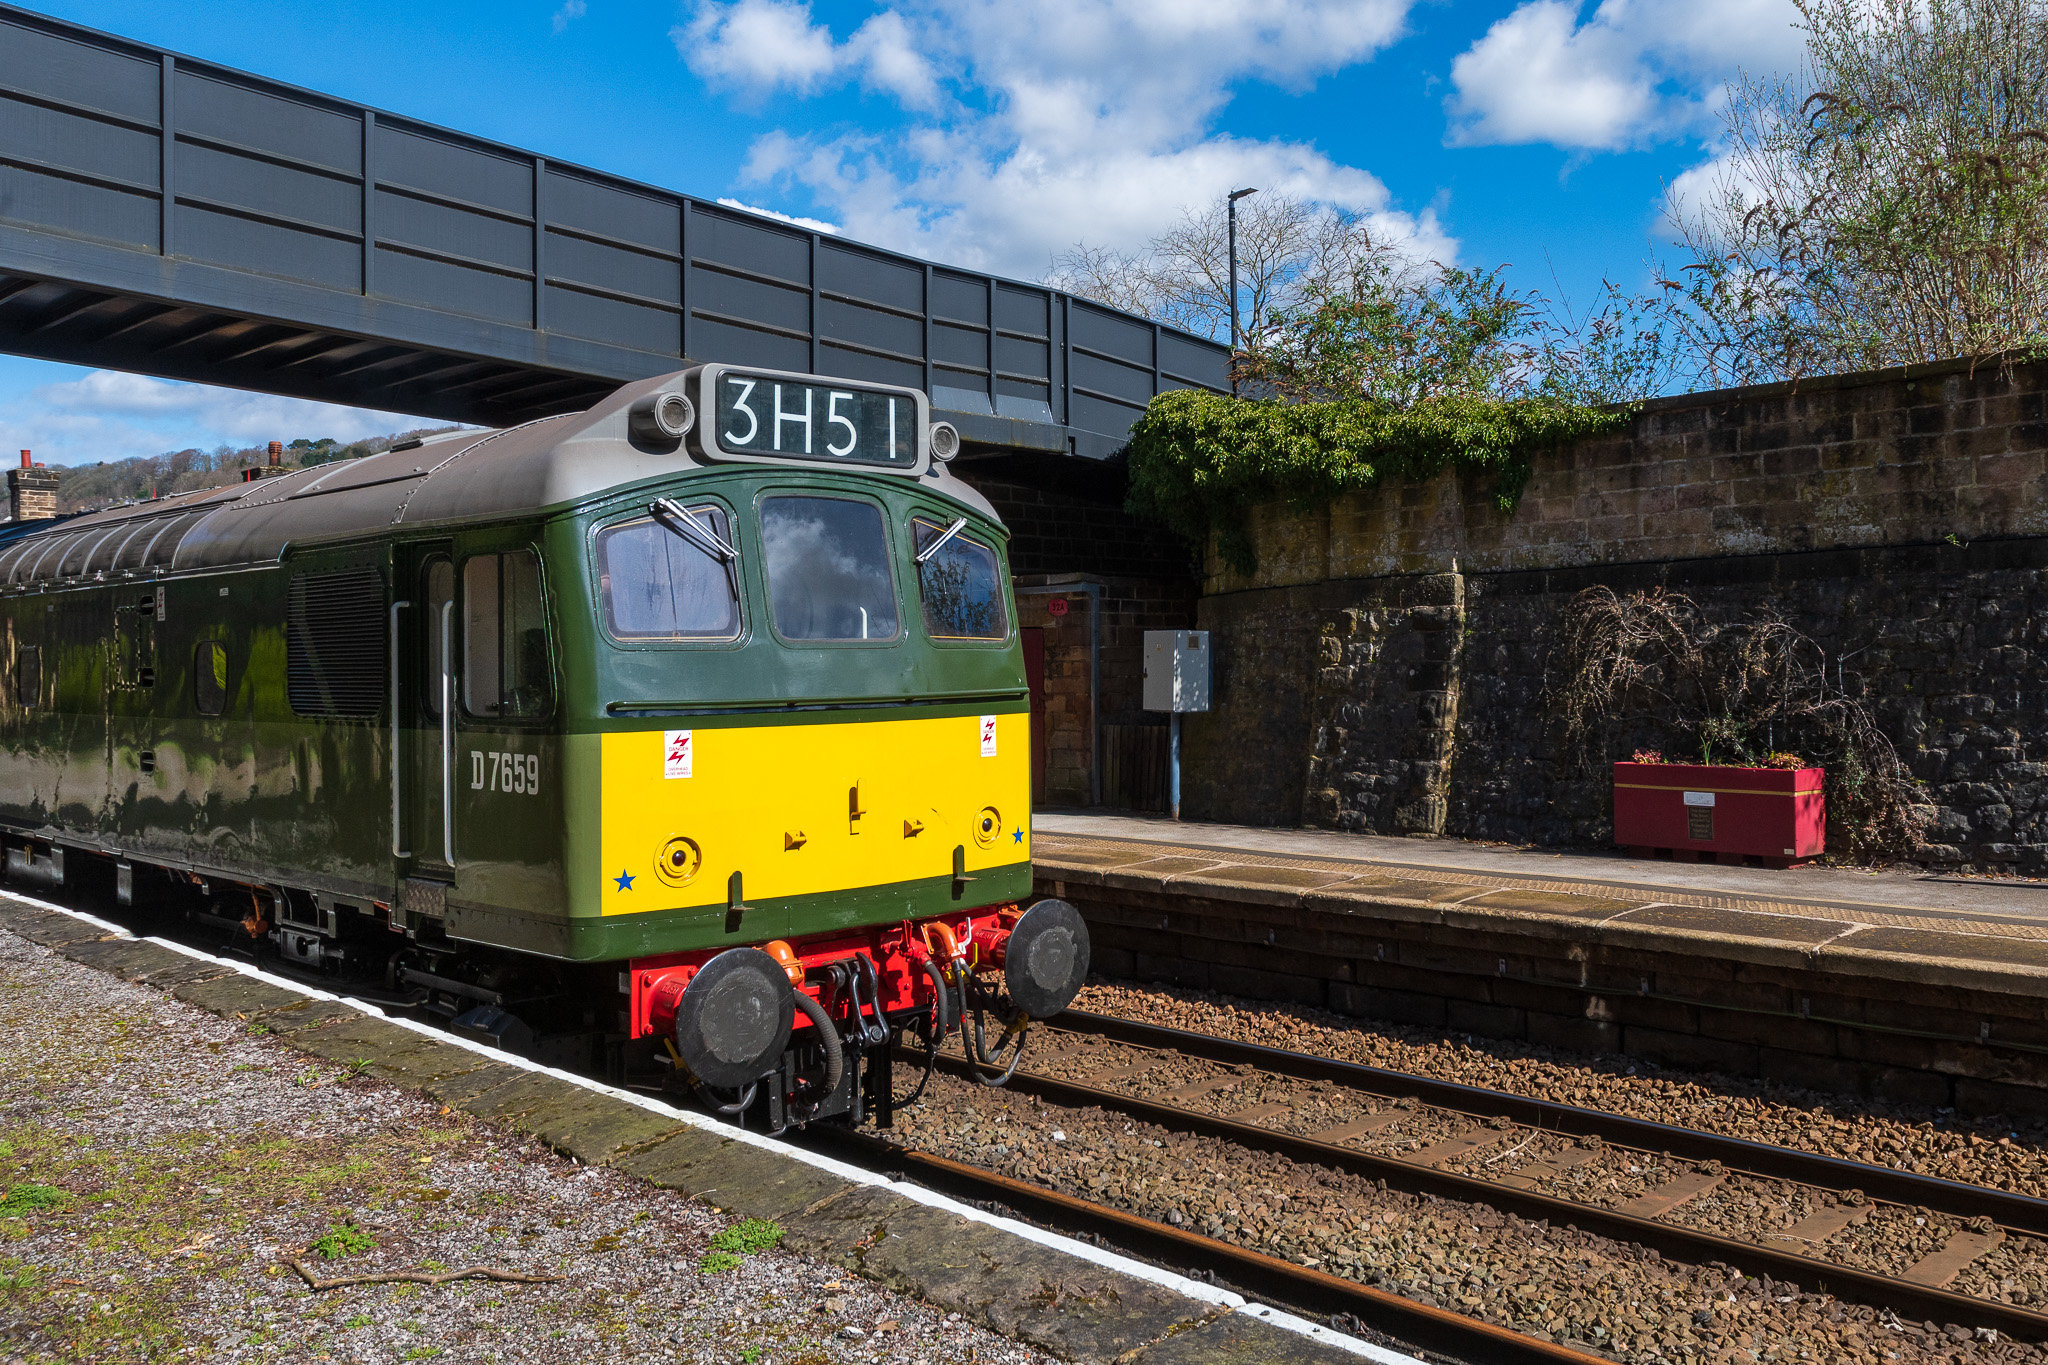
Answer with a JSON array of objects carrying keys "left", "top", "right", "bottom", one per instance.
[{"left": 1227, "top": 187, "right": 1257, "bottom": 391}]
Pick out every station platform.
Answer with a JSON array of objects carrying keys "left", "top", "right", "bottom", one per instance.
[{"left": 1031, "top": 813, "right": 2048, "bottom": 1118}]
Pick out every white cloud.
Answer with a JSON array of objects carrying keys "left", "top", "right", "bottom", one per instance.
[
  {"left": 1447, "top": 0, "right": 1804, "bottom": 150},
  {"left": 681, "top": 1, "right": 1447, "bottom": 283},
  {"left": 846, "top": 11, "right": 941, "bottom": 110},
  {"left": 9, "top": 368, "right": 433, "bottom": 467},
  {"left": 551, "top": 0, "right": 586, "bottom": 34},
  {"left": 674, "top": 0, "right": 840, "bottom": 97},
  {"left": 714, "top": 196, "right": 840, "bottom": 234}
]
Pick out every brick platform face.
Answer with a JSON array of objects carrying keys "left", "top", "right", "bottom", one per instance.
[{"left": 1047, "top": 874, "right": 2048, "bottom": 1117}]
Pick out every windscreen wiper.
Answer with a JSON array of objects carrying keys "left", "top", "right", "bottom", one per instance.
[
  {"left": 651, "top": 497, "right": 741, "bottom": 598},
  {"left": 915, "top": 516, "right": 968, "bottom": 565},
  {"left": 651, "top": 497, "right": 737, "bottom": 561}
]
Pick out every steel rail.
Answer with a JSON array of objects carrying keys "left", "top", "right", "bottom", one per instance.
[
  {"left": 816, "top": 1128, "right": 1614, "bottom": 1365},
  {"left": 1056, "top": 1009, "right": 2048, "bottom": 1235},
  {"left": 946, "top": 1017, "right": 2048, "bottom": 1339}
]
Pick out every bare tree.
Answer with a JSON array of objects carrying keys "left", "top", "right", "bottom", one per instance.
[
  {"left": 1047, "top": 195, "right": 1396, "bottom": 343},
  {"left": 1666, "top": 0, "right": 2048, "bottom": 385}
]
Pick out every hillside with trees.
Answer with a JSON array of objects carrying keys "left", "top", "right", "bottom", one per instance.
[{"left": 53, "top": 427, "right": 464, "bottom": 514}]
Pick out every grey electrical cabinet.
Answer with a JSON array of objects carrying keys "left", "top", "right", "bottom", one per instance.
[{"left": 1144, "top": 631, "right": 1212, "bottom": 713}]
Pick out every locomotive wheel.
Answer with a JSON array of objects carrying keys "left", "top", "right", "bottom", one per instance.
[
  {"left": 1004, "top": 898, "right": 1090, "bottom": 1018},
  {"left": 673, "top": 948, "right": 794, "bottom": 1088}
]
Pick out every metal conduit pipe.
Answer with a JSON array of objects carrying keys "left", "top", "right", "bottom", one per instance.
[{"left": 1013, "top": 580, "right": 1102, "bottom": 806}]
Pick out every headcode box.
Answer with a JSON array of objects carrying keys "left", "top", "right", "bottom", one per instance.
[{"left": 1143, "top": 631, "right": 1211, "bottom": 713}]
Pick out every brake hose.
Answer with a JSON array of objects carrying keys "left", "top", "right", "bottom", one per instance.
[{"left": 792, "top": 989, "right": 844, "bottom": 1098}]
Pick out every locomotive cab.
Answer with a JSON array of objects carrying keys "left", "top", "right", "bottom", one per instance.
[{"left": 562, "top": 367, "right": 1088, "bottom": 1128}]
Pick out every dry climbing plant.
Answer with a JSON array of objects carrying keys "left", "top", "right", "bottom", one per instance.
[{"left": 1548, "top": 586, "right": 1929, "bottom": 859}]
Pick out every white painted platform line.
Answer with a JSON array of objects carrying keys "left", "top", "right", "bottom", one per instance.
[{"left": 6, "top": 890, "right": 1418, "bottom": 1365}]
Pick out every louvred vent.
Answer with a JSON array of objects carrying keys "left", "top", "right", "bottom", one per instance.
[{"left": 288, "top": 568, "right": 386, "bottom": 717}]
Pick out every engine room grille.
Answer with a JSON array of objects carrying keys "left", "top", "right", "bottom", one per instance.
[{"left": 288, "top": 568, "right": 386, "bottom": 718}]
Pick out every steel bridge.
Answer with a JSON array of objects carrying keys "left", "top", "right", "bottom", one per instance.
[{"left": 0, "top": 5, "right": 1226, "bottom": 457}]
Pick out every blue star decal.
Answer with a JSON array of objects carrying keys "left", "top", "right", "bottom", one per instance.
[
  {"left": 614, "top": 869, "right": 635, "bottom": 892},
  {"left": 1013, "top": 828, "right": 1025, "bottom": 844}
]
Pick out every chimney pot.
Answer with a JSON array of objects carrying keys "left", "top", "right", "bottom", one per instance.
[
  {"left": 18, "top": 450, "right": 28, "bottom": 470},
  {"left": 268, "top": 440, "right": 283, "bottom": 467}
]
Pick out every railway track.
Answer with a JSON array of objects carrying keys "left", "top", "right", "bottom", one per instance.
[
  {"left": 816, "top": 1126, "right": 1612, "bottom": 1365},
  {"left": 920, "top": 1008, "right": 2048, "bottom": 1342},
  {"left": 9, "top": 890, "right": 1596, "bottom": 1365},
  {"left": 36, "top": 884, "right": 2048, "bottom": 1358}
]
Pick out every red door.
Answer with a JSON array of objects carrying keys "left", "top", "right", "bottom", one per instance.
[{"left": 1022, "top": 627, "right": 1046, "bottom": 803}]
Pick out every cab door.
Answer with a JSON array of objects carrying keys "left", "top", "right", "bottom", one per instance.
[{"left": 396, "top": 545, "right": 456, "bottom": 888}]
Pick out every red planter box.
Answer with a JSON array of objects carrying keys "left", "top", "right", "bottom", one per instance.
[{"left": 1612, "top": 762, "right": 1825, "bottom": 866}]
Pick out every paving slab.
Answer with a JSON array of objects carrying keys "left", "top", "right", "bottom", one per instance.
[
  {"left": 5, "top": 908, "right": 110, "bottom": 947},
  {"left": 1302, "top": 878, "right": 1498, "bottom": 924},
  {"left": 849, "top": 1199, "right": 1218, "bottom": 1362},
  {"left": 617, "top": 1128, "right": 863, "bottom": 1222},
  {"left": 1101, "top": 857, "right": 1229, "bottom": 893},
  {"left": 1128, "top": 1310, "right": 1367, "bottom": 1364},
  {"left": 1039, "top": 810, "right": 2048, "bottom": 926},
  {"left": 247, "top": 995, "right": 366, "bottom": 1034},
  {"left": 134, "top": 953, "right": 240, "bottom": 988},
  {"left": 280, "top": 1011, "right": 490, "bottom": 1082},
  {"left": 170, "top": 969, "right": 309, "bottom": 1018},
  {"left": 418, "top": 1058, "right": 533, "bottom": 1107},
  {"left": 451, "top": 1068, "right": 687, "bottom": 1164},
  {"left": 779, "top": 1182, "right": 924, "bottom": 1260},
  {"left": 1169, "top": 864, "right": 1363, "bottom": 909},
  {"left": 55, "top": 935, "right": 186, "bottom": 980}
]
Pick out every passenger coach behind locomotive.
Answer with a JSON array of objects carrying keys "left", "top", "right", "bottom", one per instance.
[{"left": 0, "top": 363, "right": 1089, "bottom": 1131}]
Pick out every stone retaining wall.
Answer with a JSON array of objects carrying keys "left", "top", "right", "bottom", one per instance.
[
  {"left": 1182, "top": 356, "right": 2048, "bottom": 867},
  {"left": 1206, "top": 355, "right": 2048, "bottom": 595}
]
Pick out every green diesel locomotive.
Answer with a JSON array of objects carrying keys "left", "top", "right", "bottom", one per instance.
[{"left": 0, "top": 364, "right": 1088, "bottom": 1129}]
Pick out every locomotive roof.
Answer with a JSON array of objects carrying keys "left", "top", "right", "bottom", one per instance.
[{"left": 0, "top": 369, "right": 1002, "bottom": 588}]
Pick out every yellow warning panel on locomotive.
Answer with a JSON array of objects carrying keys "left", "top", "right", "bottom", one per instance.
[{"left": 598, "top": 711, "right": 1030, "bottom": 915}]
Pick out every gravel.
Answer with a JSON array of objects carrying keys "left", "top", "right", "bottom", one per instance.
[
  {"left": 886, "top": 1075, "right": 2046, "bottom": 1364},
  {"left": 873, "top": 979, "right": 2048, "bottom": 1363},
  {"left": 0, "top": 928, "right": 1056, "bottom": 1365},
  {"left": 1069, "top": 982, "right": 2048, "bottom": 1198}
]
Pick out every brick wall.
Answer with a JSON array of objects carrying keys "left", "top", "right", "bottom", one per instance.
[
  {"left": 1044, "top": 870, "right": 2048, "bottom": 1116},
  {"left": 1182, "top": 356, "right": 2048, "bottom": 867},
  {"left": 969, "top": 465, "right": 1198, "bottom": 810},
  {"left": 968, "top": 474, "right": 1193, "bottom": 581},
  {"left": 1018, "top": 576, "right": 1196, "bottom": 809}
]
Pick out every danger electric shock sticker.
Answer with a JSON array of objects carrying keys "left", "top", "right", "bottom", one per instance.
[{"left": 664, "top": 730, "right": 694, "bottom": 779}]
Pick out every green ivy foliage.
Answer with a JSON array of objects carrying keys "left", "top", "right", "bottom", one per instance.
[{"left": 1125, "top": 390, "right": 1636, "bottom": 575}]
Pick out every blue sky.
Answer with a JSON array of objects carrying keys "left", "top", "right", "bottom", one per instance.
[{"left": 3, "top": 0, "right": 1807, "bottom": 466}]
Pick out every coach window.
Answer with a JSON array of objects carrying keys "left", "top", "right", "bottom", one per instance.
[
  {"left": 463, "top": 551, "right": 551, "bottom": 719},
  {"left": 760, "top": 495, "right": 899, "bottom": 642},
  {"left": 597, "top": 505, "right": 739, "bottom": 641},
  {"left": 194, "top": 641, "right": 227, "bottom": 716},
  {"left": 913, "top": 516, "right": 1008, "bottom": 642},
  {"left": 422, "top": 558, "right": 454, "bottom": 719}
]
